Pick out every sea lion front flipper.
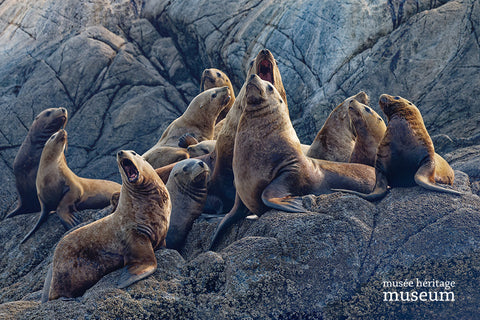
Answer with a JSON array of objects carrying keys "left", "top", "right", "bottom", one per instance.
[
  {"left": 414, "top": 160, "right": 463, "bottom": 195},
  {"left": 56, "top": 185, "right": 82, "bottom": 228},
  {"left": 178, "top": 133, "right": 199, "bottom": 148},
  {"left": 118, "top": 238, "right": 157, "bottom": 289},
  {"left": 261, "top": 177, "right": 305, "bottom": 213},
  {"left": 41, "top": 264, "right": 53, "bottom": 303},
  {"left": 21, "top": 204, "right": 50, "bottom": 244},
  {"left": 110, "top": 192, "right": 120, "bottom": 212},
  {"left": 209, "top": 193, "right": 250, "bottom": 251}
]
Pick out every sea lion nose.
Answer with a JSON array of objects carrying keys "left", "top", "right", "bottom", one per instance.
[
  {"left": 261, "top": 49, "right": 268, "bottom": 55},
  {"left": 117, "top": 151, "right": 124, "bottom": 157},
  {"left": 249, "top": 74, "right": 256, "bottom": 80},
  {"left": 199, "top": 161, "right": 205, "bottom": 168},
  {"left": 60, "top": 107, "right": 67, "bottom": 113}
]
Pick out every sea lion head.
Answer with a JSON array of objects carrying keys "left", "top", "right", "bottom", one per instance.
[
  {"left": 170, "top": 159, "right": 210, "bottom": 190},
  {"left": 118, "top": 150, "right": 161, "bottom": 187},
  {"left": 31, "top": 107, "right": 68, "bottom": 142},
  {"left": 348, "top": 99, "right": 386, "bottom": 139},
  {"left": 245, "top": 74, "right": 284, "bottom": 111},
  {"left": 191, "top": 86, "right": 231, "bottom": 118},
  {"left": 200, "top": 68, "right": 232, "bottom": 91},
  {"left": 379, "top": 94, "right": 415, "bottom": 119},
  {"left": 42, "top": 129, "right": 68, "bottom": 161},
  {"left": 247, "top": 49, "right": 287, "bottom": 104}
]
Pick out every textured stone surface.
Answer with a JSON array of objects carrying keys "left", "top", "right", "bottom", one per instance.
[{"left": 1, "top": 0, "right": 480, "bottom": 318}]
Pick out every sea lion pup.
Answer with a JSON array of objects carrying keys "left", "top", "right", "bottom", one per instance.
[
  {"left": 306, "top": 92, "right": 369, "bottom": 162},
  {"left": 209, "top": 75, "right": 376, "bottom": 249},
  {"left": 348, "top": 99, "right": 387, "bottom": 166},
  {"left": 165, "top": 159, "right": 210, "bottom": 250},
  {"left": 21, "top": 130, "right": 121, "bottom": 243},
  {"left": 200, "top": 68, "right": 236, "bottom": 124},
  {"left": 187, "top": 140, "right": 216, "bottom": 157},
  {"left": 334, "top": 94, "right": 462, "bottom": 201},
  {"left": 177, "top": 133, "right": 216, "bottom": 158},
  {"left": 42, "top": 150, "right": 171, "bottom": 302},
  {"left": 6, "top": 107, "right": 68, "bottom": 219},
  {"left": 207, "top": 49, "right": 288, "bottom": 213},
  {"left": 143, "top": 86, "right": 231, "bottom": 168}
]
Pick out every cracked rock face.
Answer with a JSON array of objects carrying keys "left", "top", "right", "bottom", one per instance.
[{"left": 1, "top": 0, "right": 480, "bottom": 318}]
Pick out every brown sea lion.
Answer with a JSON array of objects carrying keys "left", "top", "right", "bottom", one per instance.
[
  {"left": 187, "top": 140, "right": 216, "bottom": 158},
  {"left": 200, "top": 68, "right": 236, "bottom": 125},
  {"left": 207, "top": 49, "right": 288, "bottom": 213},
  {"left": 42, "top": 150, "right": 171, "bottom": 302},
  {"left": 6, "top": 107, "right": 68, "bottom": 219},
  {"left": 165, "top": 159, "right": 210, "bottom": 250},
  {"left": 348, "top": 99, "right": 387, "bottom": 166},
  {"left": 21, "top": 129, "right": 121, "bottom": 243},
  {"left": 334, "top": 94, "right": 462, "bottom": 200},
  {"left": 209, "top": 75, "right": 376, "bottom": 249},
  {"left": 307, "top": 92, "right": 369, "bottom": 161},
  {"left": 143, "top": 86, "right": 231, "bottom": 168}
]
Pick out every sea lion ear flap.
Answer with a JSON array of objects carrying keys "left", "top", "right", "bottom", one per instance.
[
  {"left": 261, "top": 174, "right": 305, "bottom": 213},
  {"left": 354, "top": 91, "right": 369, "bottom": 106}
]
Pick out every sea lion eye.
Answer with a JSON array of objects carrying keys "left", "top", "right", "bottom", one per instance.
[
  {"left": 394, "top": 96, "right": 400, "bottom": 100},
  {"left": 131, "top": 151, "right": 137, "bottom": 156},
  {"left": 45, "top": 111, "right": 51, "bottom": 117},
  {"left": 212, "top": 93, "right": 217, "bottom": 98},
  {"left": 216, "top": 72, "right": 221, "bottom": 77},
  {"left": 182, "top": 165, "right": 188, "bottom": 172},
  {"left": 268, "top": 85, "right": 274, "bottom": 92},
  {"left": 364, "top": 107, "right": 372, "bottom": 113}
]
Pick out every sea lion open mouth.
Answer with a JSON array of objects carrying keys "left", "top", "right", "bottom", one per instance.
[
  {"left": 121, "top": 159, "right": 139, "bottom": 183},
  {"left": 258, "top": 59, "right": 273, "bottom": 84}
]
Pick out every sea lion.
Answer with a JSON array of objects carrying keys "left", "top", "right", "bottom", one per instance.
[
  {"left": 42, "top": 150, "right": 171, "bottom": 301},
  {"left": 21, "top": 129, "right": 121, "bottom": 243},
  {"left": 334, "top": 94, "right": 462, "bottom": 200},
  {"left": 209, "top": 75, "right": 376, "bottom": 249},
  {"left": 307, "top": 92, "right": 369, "bottom": 161},
  {"left": 165, "top": 159, "right": 210, "bottom": 250},
  {"left": 6, "top": 107, "right": 68, "bottom": 219},
  {"left": 177, "top": 133, "right": 216, "bottom": 158},
  {"left": 348, "top": 99, "right": 387, "bottom": 166},
  {"left": 200, "top": 68, "right": 236, "bottom": 125},
  {"left": 206, "top": 49, "right": 288, "bottom": 213},
  {"left": 187, "top": 140, "right": 216, "bottom": 158},
  {"left": 143, "top": 86, "right": 231, "bottom": 168}
]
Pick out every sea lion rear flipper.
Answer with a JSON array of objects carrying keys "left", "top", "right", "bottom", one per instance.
[
  {"left": 415, "top": 161, "right": 463, "bottom": 196},
  {"left": 209, "top": 193, "right": 250, "bottom": 251},
  {"left": 178, "top": 133, "right": 199, "bottom": 148},
  {"left": 118, "top": 240, "right": 157, "bottom": 289},
  {"left": 332, "top": 170, "right": 389, "bottom": 201},
  {"left": 261, "top": 175, "right": 305, "bottom": 213}
]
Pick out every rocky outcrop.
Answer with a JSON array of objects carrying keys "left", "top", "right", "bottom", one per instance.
[
  {"left": 0, "top": 172, "right": 479, "bottom": 319},
  {"left": 1, "top": 0, "right": 480, "bottom": 318}
]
